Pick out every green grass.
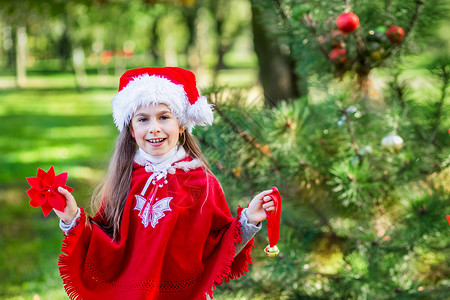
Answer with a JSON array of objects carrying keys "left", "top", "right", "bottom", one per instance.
[{"left": 0, "top": 79, "right": 118, "bottom": 298}]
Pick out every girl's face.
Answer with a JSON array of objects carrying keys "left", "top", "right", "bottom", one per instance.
[{"left": 130, "top": 104, "right": 183, "bottom": 156}]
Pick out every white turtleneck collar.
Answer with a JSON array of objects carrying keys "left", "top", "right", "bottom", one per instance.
[{"left": 135, "top": 146, "right": 187, "bottom": 170}]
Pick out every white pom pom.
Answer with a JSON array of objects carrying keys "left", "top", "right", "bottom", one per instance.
[{"left": 187, "top": 96, "right": 214, "bottom": 127}]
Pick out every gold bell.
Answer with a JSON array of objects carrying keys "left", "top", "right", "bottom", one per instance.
[{"left": 264, "top": 245, "right": 279, "bottom": 257}]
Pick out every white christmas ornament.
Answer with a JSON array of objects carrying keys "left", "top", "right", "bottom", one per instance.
[{"left": 381, "top": 134, "right": 404, "bottom": 153}]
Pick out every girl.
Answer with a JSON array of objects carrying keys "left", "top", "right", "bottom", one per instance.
[{"left": 54, "top": 67, "right": 275, "bottom": 300}]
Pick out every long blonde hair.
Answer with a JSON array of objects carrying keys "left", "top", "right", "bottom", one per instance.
[{"left": 91, "top": 127, "right": 210, "bottom": 239}]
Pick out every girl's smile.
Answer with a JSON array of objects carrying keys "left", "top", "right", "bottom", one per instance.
[
  {"left": 146, "top": 138, "right": 167, "bottom": 147},
  {"left": 130, "top": 104, "right": 183, "bottom": 156}
]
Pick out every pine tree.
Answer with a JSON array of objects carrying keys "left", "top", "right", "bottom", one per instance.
[{"left": 196, "top": 0, "right": 449, "bottom": 298}]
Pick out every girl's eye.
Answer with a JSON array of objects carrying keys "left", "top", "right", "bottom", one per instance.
[
  {"left": 138, "top": 118, "right": 148, "bottom": 122},
  {"left": 160, "top": 115, "right": 170, "bottom": 120}
]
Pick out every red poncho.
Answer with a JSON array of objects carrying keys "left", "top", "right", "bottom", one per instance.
[{"left": 58, "top": 157, "right": 254, "bottom": 299}]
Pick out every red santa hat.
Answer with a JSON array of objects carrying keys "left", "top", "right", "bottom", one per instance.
[{"left": 112, "top": 67, "right": 214, "bottom": 132}]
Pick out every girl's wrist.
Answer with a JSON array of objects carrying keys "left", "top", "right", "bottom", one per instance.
[
  {"left": 62, "top": 216, "right": 74, "bottom": 225},
  {"left": 59, "top": 208, "right": 81, "bottom": 234},
  {"left": 245, "top": 210, "right": 260, "bottom": 226},
  {"left": 61, "top": 209, "right": 79, "bottom": 225},
  {"left": 248, "top": 219, "right": 259, "bottom": 226}
]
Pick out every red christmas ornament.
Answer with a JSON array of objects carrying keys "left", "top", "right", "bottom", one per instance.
[
  {"left": 26, "top": 166, "right": 73, "bottom": 216},
  {"left": 336, "top": 12, "right": 359, "bottom": 33},
  {"left": 329, "top": 47, "right": 348, "bottom": 64},
  {"left": 386, "top": 25, "right": 405, "bottom": 44},
  {"left": 264, "top": 186, "right": 282, "bottom": 257}
]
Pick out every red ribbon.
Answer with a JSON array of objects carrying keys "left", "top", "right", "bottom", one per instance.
[{"left": 265, "top": 186, "right": 282, "bottom": 247}]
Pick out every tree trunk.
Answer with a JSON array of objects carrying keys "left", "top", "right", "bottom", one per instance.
[
  {"left": 251, "top": 2, "right": 302, "bottom": 106},
  {"left": 213, "top": 12, "right": 225, "bottom": 80},
  {"left": 149, "top": 16, "right": 161, "bottom": 65},
  {"left": 2, "top": 25, "right": 15, "bottom": 69},
  {"left": 182, "top": 6, "right": 199, "bottom": 71},
  {"left": 58, "top": 26, "right": 71, "bottom": 72}
]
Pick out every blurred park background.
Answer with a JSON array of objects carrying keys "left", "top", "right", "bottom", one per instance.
[{"left": 0, "top": 0, "right": 449, "bottom": 299}]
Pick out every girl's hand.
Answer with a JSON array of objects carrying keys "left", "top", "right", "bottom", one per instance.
[
  {"left": 246, "top": 189, "right": 276, "bottom": 225},
  {"left": 54, "top": 187, "right": 78, "bottom": 224}
]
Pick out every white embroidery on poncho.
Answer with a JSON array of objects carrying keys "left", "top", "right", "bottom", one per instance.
[{"left": 134, "top": 196, "right": 172, "bottom": 228}]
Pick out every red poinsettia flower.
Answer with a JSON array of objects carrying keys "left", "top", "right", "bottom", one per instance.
[{"left": 26, "top": 166, "right": 73, "bottom": 216}]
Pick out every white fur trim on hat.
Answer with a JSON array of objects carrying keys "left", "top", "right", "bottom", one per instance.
[
  {"left": 112, "top": 74, "right": 188, "bottom": 132},
  {"left": 112, "top": 74, "right": 213, "bottom": 132},
  {"left": 188, "top": 95, "right": 214, "bottom": 126}
]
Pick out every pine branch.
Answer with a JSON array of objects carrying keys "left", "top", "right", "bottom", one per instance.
[
  {"left": 196, "top": 135, "right": 244, "bottom": 180},
  {"left": 273, "top": 0, "right": 287, "bottom": 23},
  {"left": 391, "top": 73, "right": 407, "bottom": 109},
  {"left": 300, "top": 13, "right": 334, "bottom": 64},
  {"left": 308, "top": 203, "right": 336, "bottom": 234},
  {"left": 299, "top": 160, "right": 328, "bottom": 180},
  {"left": 404, "top": 0, "right": 425, "bottom": 37},
  {"left": 213, "top": 104, "right": 277, "bottom": 161},
  {"left": 208, "top": 89, "right": 330, "bottom": 179},
  {"left": 272, "top": 0, "right": 333, "bottom": 64},
  {"left": 374, "top": 0, "right": 425, "bottom": 67},
  {"left": 341, "top": 108, "right": 362, "bottom": 161},
  {"left": 385, "top": 0, "right": 393, "bottom": 16},
  {"left": 390, "top": 74, "right": 427, "bottom": 140},
  {"left": 429, "top": 63, "right": 449, "bottom": 144},
  {"left": 369, "top": 158, "right": 446, "bottom": 190},
  {"left": 213, "top": 97, "right": 330, "bottom": 184}
]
